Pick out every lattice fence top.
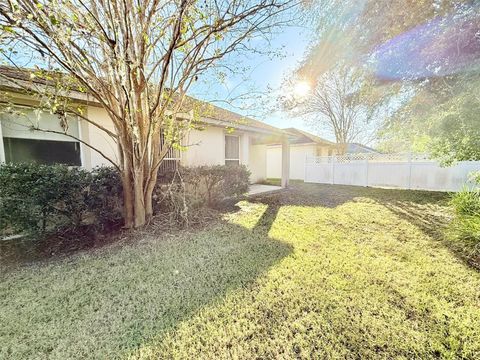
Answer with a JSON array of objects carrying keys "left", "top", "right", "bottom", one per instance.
[{"left": 306, "top": 153, "right": 431, "bottom": 164}]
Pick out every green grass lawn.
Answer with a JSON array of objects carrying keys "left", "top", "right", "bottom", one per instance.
[{"left": 1, "top": 183, "right": 480, "bottom": 359}]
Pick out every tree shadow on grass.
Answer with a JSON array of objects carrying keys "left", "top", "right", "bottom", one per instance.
[
  {"left": 0, "top": 230, "right": 121, "bottom": 269},
  {"left": 250, "top": 183, "right": 480, "bottom": 270},
  {"left": 0, "top": 201, "right": 292, "bottom": 359},
  {"left": 380, "top": 198, "right": 449, "bottom": 241},
  {"left": 252, "top": 181, "right": 448, "bottom": 210},
  {"left": 376, "top": 196, "right": 480, "bottom": 269}
]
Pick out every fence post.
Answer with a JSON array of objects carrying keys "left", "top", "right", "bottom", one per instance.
[
  {"left": 407, "top": 153, "right": 412, "bottom": 189},
  {"left": 331, "top": 155, "right": 335, "bottom": 184},
  {"left": 304, "top": 154, "right": 308, "bottom": 182},
  {"left": 365, "top": 155, "right": 369, "bottom": 187}
]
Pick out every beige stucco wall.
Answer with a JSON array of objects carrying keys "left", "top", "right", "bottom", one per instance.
[
  {"left": 182, "top": 127, "right": 264, "bottom": 183},
  {"left": 79, "top": 107, "right": 266, "bottom": 183},
  {"left": 249, "top": 144, "right": 267, "bottom": 183},
  {"left": 267, "top": 143, "right": 330, "bottom": 180},
  {"left": 182, "top": 126, "right": 225, "bottom": 166},
  {"left": 85, "top": 106, "right": 118, "bottom": 168}
]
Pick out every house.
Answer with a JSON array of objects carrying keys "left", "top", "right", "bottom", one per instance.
[{"left": 0, "top": 66, "right": 294, "bottom": 187}]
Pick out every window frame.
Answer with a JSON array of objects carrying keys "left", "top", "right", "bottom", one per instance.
[
  {"left": 158, "top": 129, "right": 182, "bottom": 175},
  {"left": 2, "top": 137, "right": 82, "bottom": 166},
  {"left": 224, "top": 134, "right": 240, "bottom": 166},
  {"left": 0, "top": 104, "right": 85, "bottom": 167},
  {"left": 160, "top": 130, "right": 182, "bottom": 161}
]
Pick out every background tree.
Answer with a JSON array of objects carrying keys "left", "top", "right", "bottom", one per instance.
[
  {"left": 378, "top": 74, "right": 480, "bottom": 164},
  {"left": 298, "top": 0, "right": 465, "bottom": 78},
  {"left": 285, "top": 63, "right": 391, "bottom": 153},
  {"left": 368, "top": 1, "right": 480, "bottom": 162},
  {"left": 294, "top": 0, "right": 479, "bottom": 160},
  {"left": 307, "top": 65, "right": 370, "bottom": 149},
  {"left": 0, "top": 0, "right": 296, "bottom": 228}
]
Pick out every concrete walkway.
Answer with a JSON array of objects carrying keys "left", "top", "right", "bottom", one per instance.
[{"left": 247, "top": 184, "right": 283, "bottom": 196}]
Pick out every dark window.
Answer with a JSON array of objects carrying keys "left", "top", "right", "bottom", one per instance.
[
  {"left": 225, "top": 135, "right": 240, "bottom": 165},
  {"left": 3, "top": 137, "right": 81, "bottom": 166},
  {"left": 225, "top": 160, "right": 240, "bottom": 166}
]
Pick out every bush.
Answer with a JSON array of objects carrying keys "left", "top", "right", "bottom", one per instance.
[
  {"left": 449, "top": 177, "right": 480, "bottom": 264},
  {"left": 0, "top": 163, "right": 122, "bottom": 239},
  {"left": 155, "top": 165, "right": 250, "bottom": 225},
  {"left": 450, "top": 187, "right": 480, "bottom": 217},
  {"left": 450, "top": 215, "right": 480, "bottom": 243}
]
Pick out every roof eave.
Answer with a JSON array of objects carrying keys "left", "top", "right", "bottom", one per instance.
[
  {"left": 200, "top": 116, "right": 291, "bottom": 137},
  {"left": 0, "top": 78, "right": 97, "bottom": 105}
]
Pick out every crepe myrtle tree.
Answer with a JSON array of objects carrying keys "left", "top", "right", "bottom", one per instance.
[{"left": 0, "top": 0, "right": 297, "bottom": 228}]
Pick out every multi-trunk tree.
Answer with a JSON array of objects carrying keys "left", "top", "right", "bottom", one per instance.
[{"left": 0, "top": 0, "right": 296, "bottom": 228}]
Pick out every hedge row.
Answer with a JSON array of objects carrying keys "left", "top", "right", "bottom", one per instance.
[
  {"left": 155, "top": 165, "right": 250, "bottom": 224},
  {"left": 0, "top": 163, "right": 123, "bottom": 239},
  {"left": 0, "top": 163, "right": 251, "bottom": 239}
]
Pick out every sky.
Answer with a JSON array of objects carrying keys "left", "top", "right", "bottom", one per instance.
[{"left": 190, "top": 24, "right": 316, "bottom": 135}]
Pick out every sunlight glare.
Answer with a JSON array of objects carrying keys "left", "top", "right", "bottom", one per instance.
[{"left": 293, "top": 81, "right": 311, "bottom": 98}]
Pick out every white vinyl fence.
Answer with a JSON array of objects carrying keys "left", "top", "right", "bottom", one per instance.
[{"left": 305, "top": 153, "right": 480, "bottom": 192}]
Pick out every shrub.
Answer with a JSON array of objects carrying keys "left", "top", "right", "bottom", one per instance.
[
  {"left": 448, "top": 176, "right": 480, "bottom": 263},
  {"left": 155, "top": 165, "right": 250, "bottom": 225},
  {"left": 221, "top": 165, "right": 251, "bottom": 199},
  {"left": 450, "top": 215, "right": 480, "bottom": 243},
  {"left": 0, "top": 163, "right": 122, "bottom": 239},
  {"left": 450, "top": 187, "right": 480, "bottom": 217}
]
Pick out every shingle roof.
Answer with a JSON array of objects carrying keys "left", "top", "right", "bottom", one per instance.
[
  {"left": 0, "top": 65, "right": 78, "bottom": 88},
  {"left": 282, "top": 128, "right": 335, "bottom": 146},
  {"left": 346, "top": 143, "right": 381, "bottom": 154},
  {"left": 181, "top": 94, "right": 282, "bottom": 133}
]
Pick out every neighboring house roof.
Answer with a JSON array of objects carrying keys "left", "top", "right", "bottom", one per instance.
[
  {"left": 0, "top": 65, "right": 69, "bottom": 87},
  {"left": 346, "top": 143, "right": 381, "bottom": 154},
  {"left": 282, "top": 128, "right": 335, "bottom": 146},
  {"left": 268, "top": 127, "right": 335, "bottom": 146},
  {"left": 266, "top": 127, "right": 381, "bottom": 153},
  {"left": 0, "top": 65, "right": 285, "bottom": 136}
]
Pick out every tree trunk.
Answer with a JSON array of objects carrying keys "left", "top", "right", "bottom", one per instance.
[
  {"left": 337, "top": 142, "right": 348, "bottom": 155},
  {"left": 121, "top": 151, "right": 161, "bottom": 229},
  {"left": 121, "top": 169, "right": 154, "bottom": 229},
  {"left": 121, "top": 154, "right": 149, "bottom": 229},
  {"left": 122, "top": 172, "right": 135, "bottom": 229},
  {"left": 133, "top": 185, "right": 146, "bottom": 227},
  {"left": 144, "top": 173, "right": 158, "bottom": 223}
]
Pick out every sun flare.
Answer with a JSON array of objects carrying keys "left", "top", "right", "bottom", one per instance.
[{"left": 293, "top": 81, "right": 311, "bottom": 98}]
